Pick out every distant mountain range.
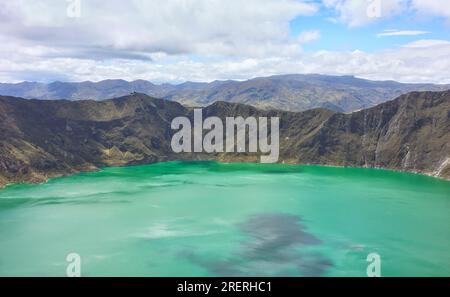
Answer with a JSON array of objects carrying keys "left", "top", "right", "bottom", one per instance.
[
  {"left": 1, "top": 74, "right": 449, "bottom": 112},
  {"left": 1, "top": 90, "right": 449, "bottom": 187}
]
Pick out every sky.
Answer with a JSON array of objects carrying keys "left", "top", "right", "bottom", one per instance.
[{"left": 0, "top": 0, "right": 449, "bottom": 84}]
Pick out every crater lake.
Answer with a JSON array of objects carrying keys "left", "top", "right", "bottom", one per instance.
[{"left": 0, "top": 161, "right": 449, "bottom": 277}]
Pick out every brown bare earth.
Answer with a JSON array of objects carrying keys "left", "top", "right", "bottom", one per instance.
[{"left": 0, "top": 90, "right": 449, "bottom": 188}]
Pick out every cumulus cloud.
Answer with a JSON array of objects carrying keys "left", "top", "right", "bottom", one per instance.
[
  {"left": 2, "top": 38, "right": 449, "bottom": 84},
  {"left": 0, "top": 0, "right": 317, "bottom": 59},
  {"left": 411, "top": 0, "right": 450, "bottom": 21},
  {"left": 0, "top": 0, "right": 449, "bottom": 84}
]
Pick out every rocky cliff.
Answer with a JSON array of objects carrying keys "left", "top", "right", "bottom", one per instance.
[{"left": 1, "top": 90, "right": 449, "bottom": 187}]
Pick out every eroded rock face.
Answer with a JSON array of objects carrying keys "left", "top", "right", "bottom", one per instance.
[{"left": 1, "top": 91, "right": 449, "bottom": 187}]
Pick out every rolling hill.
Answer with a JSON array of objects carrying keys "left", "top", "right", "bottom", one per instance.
[{"left": 1, "top": 74, "right": 449, "bottom": 112}]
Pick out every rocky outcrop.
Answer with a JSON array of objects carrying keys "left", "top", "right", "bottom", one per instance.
[{"left": 0, "top": 90, "right": 449, "bottom": 187}]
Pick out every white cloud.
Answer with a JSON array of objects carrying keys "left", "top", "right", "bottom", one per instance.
[
  {"left": 298, "top": 30, "right": 321, "bottom": 43},
  {"left": 412, "top": 0, "right": 450, "bottom": 21},
  {"left": 377, "top": 30, "right": 429, "bottom": 37},
  {"left": 0, "top": 1, "right": 449, "bottom": 85},
  {"left": 324, "top": 0, "right": 450, "bottom": 27},
  {"left": 323, "top": 0, "right": 407, "bottom": 27},
  {"left": 2, "top": 39, "right": 450, "bottom": 84},
  {"left": 0, "top": 0, "right": 318, "bottom": 59},
  {"left": 403, "top": 39, "right": 450, "bottom": 48}
]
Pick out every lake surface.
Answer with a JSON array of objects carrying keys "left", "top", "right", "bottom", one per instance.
[{"left": 0, "top": 161, "right": 449, "bottom": 276}]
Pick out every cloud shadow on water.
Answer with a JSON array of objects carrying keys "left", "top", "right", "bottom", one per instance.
[{"left": 182, "top": 213, "right": 333, "bottom": 276}]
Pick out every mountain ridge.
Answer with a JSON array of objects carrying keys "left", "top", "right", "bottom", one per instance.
[
  {"left": 1, "top": 90, "right": 449, "bottom": 188},
  {"left": 1, "top": 74, "right": 449, "bottom": 113}
]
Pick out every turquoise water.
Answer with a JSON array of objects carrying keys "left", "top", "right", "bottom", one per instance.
[{"left": 0, "top": 161, "right": 449, "bottom": 277}]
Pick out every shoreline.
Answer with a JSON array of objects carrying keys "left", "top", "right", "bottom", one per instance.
[{"left": 1, "top": 160, "right": 449, "bottom": 190}]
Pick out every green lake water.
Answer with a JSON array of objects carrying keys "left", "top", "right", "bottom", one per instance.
[{"left": 0, "top": 161, "right": 449, "bottom": 277}]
